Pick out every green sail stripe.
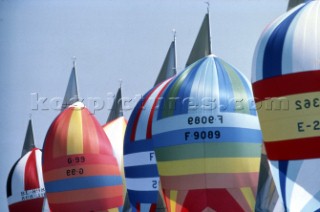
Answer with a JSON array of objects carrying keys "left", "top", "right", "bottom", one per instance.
[
  {"left": 155, "top": 142, "right": 262, "bottom": 162},
  {"left": 162, "top": 62, "right": 197, "bottom": 118},
  {"left": 219, "top": 59, "right": 250, "bottom": 114}
]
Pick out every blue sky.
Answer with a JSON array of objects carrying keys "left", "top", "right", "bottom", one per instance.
[{"left": 0, "top": 0, "right": 287, "bottom": 211}]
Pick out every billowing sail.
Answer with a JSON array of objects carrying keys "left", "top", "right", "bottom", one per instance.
[
  {"left": 61, "top": 65, "right": 79, "bottom": 111},
  {"left": 7, "top": 148, "right": 45, "bottom": 211},
  {"left": 21, "top": 119, "right": 36, "bottom": 157},
  {"left": 154, "top": 38, "right": 177, "bottom": 86},
  {"left": 287, "top": 0, "right": 307, "bottom": 10},
  {"left": 252, "top": 1, "right": 320, "bottom": 211},
  {"left": 103, "top": 87, "right": 127, "bottom": 166},
  {"left": 124, "top": 79, "right": 172, "bottom": 212},
  {"left": 152, "top": 55, "right": 262, "bottom": 211},
  {"left": 185, "top": 13, "right": 211, "bottom": 67},
  {"left": 42, "top": 102, "right": 123, "bottom": 211},
  {"left": 102, "top": 87, "right": 128, "bottom": 209}
]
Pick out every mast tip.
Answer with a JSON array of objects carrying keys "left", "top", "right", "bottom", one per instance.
[
  {"left": 119, "top": 79, "right": 122, "bottom": 88},
  {"left": 72, "top": 56, "right": 76, "bottom": 68},
  {"left": 172, "top": 29, "right": 176, "bottom": 41},
  {"left": 205, "top": 1, "right": 210, "bottom": 13}
]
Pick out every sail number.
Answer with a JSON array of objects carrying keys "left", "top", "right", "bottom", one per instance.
[
  {"left": 66, "top": 168, "right": 84, "bottom": 176},
  {"left": 67, "top": 156, "right": 86, "bottom": 164},
  {"left": 295, "top": 98, "right": 320, "bottom": 110},
  {"left": 297, "top": 120, "right": 320, "bottom": 132},
  {"left": 187, "top": 115, "right": 223, "bottom": 125},
  {"left": 185, "top": 130, "right": 221, "bottom": 141}
]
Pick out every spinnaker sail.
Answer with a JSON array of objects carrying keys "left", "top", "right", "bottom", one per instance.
[
  {"left": 252, "top": 1, "right": 320, "bottom": 210},
  {"left": 102, "top": 86, "right": 129, "bottom": 210},
  {"left": 124, "top": 79, "right": 172, "bottom": 212},
  {"left": 42, "top": 102, "right": 123, "bottom": 211},
  {"left": 124, "top": 36, "right": 177, "bottom": 211},
  {"left": 152, "top": 55, "right": 262, "bottom": 211},
  {"left": 7, "top": 148, "right": 45, "bottom": 211}
]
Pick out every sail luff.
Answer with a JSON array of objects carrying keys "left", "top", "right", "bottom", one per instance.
[
  {"left": 208, "top": 9, "right": 212, "bottom": 55},
  {"left": 185, "top": 13, "right": 211, "bottom": 67},
  {"left": 154, "top": 35, "right": 177, "bottom": 86},
  {"left": 107, "top": 87, "right": 123, "bottom": 123},
  {"left": 60, "top": 64, "right": 79, "bottom": 112},
  {"left": 21, "top": 119, "right": 36, "bottom": 157}
]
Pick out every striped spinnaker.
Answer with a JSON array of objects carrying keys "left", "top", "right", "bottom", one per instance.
[
  {"left": 152, "top": 55, "right": 262, "bottom": 211},
  {"left": 252, "top": 1, "right": 320, "bottom": 210},
  {"left": 124, "top": 79, "right": 172, "bottom": 212},
  {"left": 42, "top": 102, "right": 123, "bottom": 211},
  {"left": 7, "top": 148, "right": 45, "bottom": 211}
]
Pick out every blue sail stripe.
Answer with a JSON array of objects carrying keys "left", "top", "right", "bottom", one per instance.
[
  {"left": 127, "top": 190, "right": 158, "bottom": 204},
  {"left": 263, "top": 6, "right": 304, "bottom": 79},
  {"left": 215, "top": 58, "right": 235, "bottom": 113},
  {"left": 124, "top": 139, "right": 154, "bottom": 155},
  {"left": 45, "top": 176, "right": 123, "bottom": 192},
  {"left": 125, "top": 165, "right": 159, "bottom": 178},
  {"left": 279, "top": 161, "right": 289, "bottom": 211},
  {"left": 176, "top": 58, "right": 206, "bottom": 116},
  {"left": 152, "top": 127, "right": 262, "bottom": 148}
]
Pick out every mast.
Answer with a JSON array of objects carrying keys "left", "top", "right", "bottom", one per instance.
[
  {"left": 154, "top": 31, "right": 177, "bottom": 86},
  {"left": 21, "top": 117, "right": 36, "bottom": 157},
  {"left": 206, "top": 1, "right": 212, "bottom": 55},
  {"left": 61, "top": 58, "right": 79, "bottom": 111},
  {"left": 185, "top": 3, "right": 212, "bottom": 67}
]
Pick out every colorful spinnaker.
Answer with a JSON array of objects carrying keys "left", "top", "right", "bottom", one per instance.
[
  {"left": 124, "top": 79, "right": 172, "bottom": 212},
  {"left": 103, "top": 87, "right": 127, "bottom": 168},
  {"left": 252, "top": 1, "right": 320, "bottom": 210},
  {"left": 102, "top": 86, "right": 129, "bottom": 210},
  {"left": 42, "top": 102, "right": 123, "bottom": 211},
  {"left": 60, "top": 62, "right": 79, "bottom": 111},
  {"left": 124, "top": 35, "right": 177, "bottom": 211},
  {"left": 152, "top": 55, "right": 262, "bottom": 211},
  {"left": 7, "top": 148, "right": 45, "bottom": 211}
]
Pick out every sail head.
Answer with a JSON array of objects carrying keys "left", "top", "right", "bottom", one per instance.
[
  {"left": 21, "top": 119, "right": 36, "bottom": 157},
  {"left": 154, "top": 39, "right": 177, "bottom": 86},
  {"left": 185, "top": 13, "right": 212, "bottom": 67},
  {"left": 61, "top": 66, "right": 79, "bottom": 111}
]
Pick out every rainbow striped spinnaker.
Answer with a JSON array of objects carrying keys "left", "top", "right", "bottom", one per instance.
[
  {"left": 252, "top": 1, "right": 320, "bottom": 210},
  {"left": 152, "top": 55, "right": 262, "bottom": 211},
  {"left": 42, "top": 102, "right": 123, "bottom": 211}
]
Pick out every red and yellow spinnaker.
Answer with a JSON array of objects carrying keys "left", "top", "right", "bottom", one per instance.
[{"left": 42, "top": 102, "right": 123, "bottom": 211}]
